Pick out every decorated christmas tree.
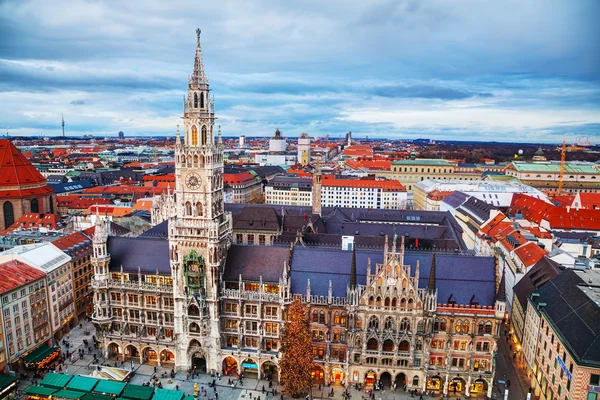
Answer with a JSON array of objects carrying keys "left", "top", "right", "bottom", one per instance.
[{"left": 280, "top": 297, "right": 313, "bottom": 398}]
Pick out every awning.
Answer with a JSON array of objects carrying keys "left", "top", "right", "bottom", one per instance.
[
  {"left": 120, "top": 384, "right": 154, "bottom": 400},
  {"left": 23, "top": 345, "right": 61, "bottom": 364},
  {"left": 0, "top": 374, "right": 18, "bottom": 397},
  {"left": 67, "top": 376, "right": 99, "bottom": 392},
  {"left": 24, "top": 386, "right": 59, "bottom": 397},
  {"left": 53, "top": 389, "right": 87, "bottom": 399},
  {"left": 83, "top": 393, "right": 115, "bottom": 400},
  {"left": 40, "top": 373, "right": 74, "bottom": 389},
  {"left": 93, "top": 379, "right": 127, "bottom": 396},
  {"left": 152, "top": 388, "right": 185, "bottom": 400}
]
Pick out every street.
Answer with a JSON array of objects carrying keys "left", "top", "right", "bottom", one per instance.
[{"left": 493, "top": 323, "right": 532, "bottom": 400}]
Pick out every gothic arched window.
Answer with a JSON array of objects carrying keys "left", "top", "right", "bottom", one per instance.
[
  {"left": 201, "top": 125, "right": 208, "bottom": 145},
  {"left": 368, "top": 316, "right": 379, "bottom": 330},
  {"left": 384, "top": 317, "right": 394, "bottom": 330},
  {"left": 49, "top": 197, "right": 54, "bottom": 214},
  {"left": 200, "top": 93, "right": 204, "bottom": 108},
  {"left": 191, "top": 126, "right": 198, "bottom": 146},
  {"left": 196, "top": 203, "right": 203, "bottom": 217},
  {"left": 193, "top": 93, "right": 198, "bottom": 108},
  {"left": 3, "top": 201, "right": 14, "bottom": 230},
  {"left": 399, "top": 318, "right": 410, "bottom": 331},
  {"left": 185, "top": 202, "right": 192, "bottom": 216},
  {"left": 30, "top": 198, "right": 39, "bottom": 213}
]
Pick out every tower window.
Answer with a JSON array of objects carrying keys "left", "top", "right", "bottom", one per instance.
[
  {"left": 201, "top": 125, "right": 207, "bottom": 145},
  {"left": 30, "top": 198, "right": 39, "bottom": 213},
  {"left": 3, "top": 201, "right": 14, "bottom": 230},
  {"left": 200, "top": 93, "right": 204, "bottom": 108},
  {"left": 191, "top": 126, "right": 198, "bottom": 145},
  {"left": 194, "top": 93, "right": 198, "bottom": 108}
]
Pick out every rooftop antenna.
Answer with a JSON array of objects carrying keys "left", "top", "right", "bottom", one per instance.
[
  {"left": 61, "top": 114, "right": 65, "bottom": 137},
  {"left": 5, "top": 126, "right": 8, "bottom": 138}
]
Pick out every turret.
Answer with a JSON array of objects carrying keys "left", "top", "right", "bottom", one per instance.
[
  {"left": 312, "top": 162, "right": 322, "bottom": 216},
  {"left": 91, "top": 210, "right": 110, "bottom": 281}
]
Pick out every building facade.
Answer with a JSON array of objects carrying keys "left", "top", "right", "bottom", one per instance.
[
  {"left": 91, "top": 31, "right": 504, "bottom": 397},
  {"left": 264, "top": 177, "right": 313, "bottom": 207},
  {"left": 0, "top": 260, "right": 50, "bottom": 369},
  {"left": 321, "top": 176, "right": 407, "bottom": 210}
]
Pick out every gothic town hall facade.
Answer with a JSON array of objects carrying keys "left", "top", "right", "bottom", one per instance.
[{"left": 92, "top": 30, "right": 504, "bottom": 398}]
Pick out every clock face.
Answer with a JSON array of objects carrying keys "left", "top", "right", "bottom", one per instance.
[{"left": 186, "top": 173, "right": 201, "bottom": 189}]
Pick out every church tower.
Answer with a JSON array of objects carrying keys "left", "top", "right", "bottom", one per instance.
[{"left": 169, "top": 29, "right": 233, "bottom": 372}]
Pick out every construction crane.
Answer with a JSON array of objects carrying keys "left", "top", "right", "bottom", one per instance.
[{"left": 558, "top": 140, "right": 566, "bottom": 193}]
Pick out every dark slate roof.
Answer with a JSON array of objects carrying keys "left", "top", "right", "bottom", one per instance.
[
  {"left": 140, "top": 220, "right": 169, "bottom": 238},
  {"left": 536, "top": 269, "right": 600, "bottom": 366},
  {"left": 442, "top": 192, "right": 469, "bottom": 209},
  {"left": 109, "top": 221, "right": 132, "bottom": 236},
  {"left": 107, "top": 236, "right": 170, "bottom": 274},
  {"left": 49, "top": 179, "right": 96, "bottom": 194},
  {"left": 233, "top": 206, "right": 281, "bottom": 231},
  {"left": 290, "top": 247, "right": 496, "bottom": 305},
  {"left": 267, "top": 177, "right": 312, "bottom": 190},
  {"left": 460, "top": 197, "right": 498, "bottom": 222},
  {"left": 513, "top": 256, "right": 561, "bottom": 310},
  {"left": 223, "top": 245, "right": 289, "bottom": 282}
]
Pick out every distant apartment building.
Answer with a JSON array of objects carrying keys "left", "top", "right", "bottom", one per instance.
[
  {"left": 0, "top": 243, "right": 74, "bottom": 341},
  {"left": 413, "top": 179, "right": 548, "bottom": 211},
  {"left": 264, "top": 177, "right": 313, "bottom": 206},
  {"left": 529, "top": 269, "right": 600, "bottom": 400},
  {"left": 254, "top": 152, "right": 297, "bottom": 166},
  {"left": 224, "top": 170, "right": 263, "bottom": 203},
  {"left": 321, "top": 175, "right": 407, "bottom": 209},
  {"left": 0, "top": 259, "right": 51, "bottom": 369},
  {"left": 52, "top": 231, "right": 94, "bottom": 323},
  {"left": 505, "top": 162, "right": 600, "bottom": 194}
]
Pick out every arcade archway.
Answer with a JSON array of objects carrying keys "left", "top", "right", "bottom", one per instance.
[
  {"left": 241, "top": 358, "right": 259, "bottom": 378},
  {"left": 124, "top": 344, "right": 139, "bottom": 359},
  {"left": 223, "top": 357, "right": 238, "bottom": 376},
  {"left": 395, "top": 373, "right": 407, "bottom": 390},
  {"left": 311, "top": 365, "right": 325, "bottom": 383},
  {"left": 192, "top": 352, "right": 206, "bottom": 372},
  {"left": 380, "top": 372, "right": 392, "bottom": 389},
  {"left": 106, "top": 343, "right": 121, "bottom": 360},
  {"left": 450, "top": 376, "right": 466, "bottom": 395},
  {"left": 364, "top": 371, "right": 377, "bottom": 388},
  {"left": 160, "top": 349, "right": 175, "bottom": 365},
  {"left": 261, "top": 361, "right": 278, "bottom": 381},
  {"left": 470, "top": 378, "right": 489, "bottom": 397},
  {"left": 426, "top": 376, "right": 442, "bottom": 392},
  {"left": 141, "top": 346, "right": 158, "bottom": 364}
]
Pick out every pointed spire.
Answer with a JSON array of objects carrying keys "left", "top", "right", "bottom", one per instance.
[
  {"left": 428, "top": 253, "right": 437, "bottom": 290},
  {"left": 496, "top": 268, "right": 507, "bottom": 301},
  {"left": 350, "top": 245, "right": 357, "bottom": 289},
  {"left": 192, "top": 28, "right": 207, "bottom": 85},
  {"left": 218, "top": 124, "right": 222, "bottom": 144}
]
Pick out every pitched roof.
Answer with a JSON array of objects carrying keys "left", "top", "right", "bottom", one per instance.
[
  {"left": 536, "top": 269, "right": 600, "bottom": 366},
  {"left": 514, "top": 241, "right": 547, "bottom": 268},
  {"left": 0, "top": 140, "right": 55, "bottom": 198},
  {"left": 233, "top": 206, "right": 281, "bottom": 231},
  {"left": 290, "top": 248, "right": 496, "bottom": 305},
  {"left": 0, "top": 259, "right": 46, "bottom": 294},
  {"left": 107, "top": 236, "right": 170, "bottom": 274},
  {"left": 7, "top": 213, "right": 63, "bottom": 231},
  {"left": 223, "top": 245, "right": 289, "bottom": 282},
  {"left": 513, "top": 256, "right": 561, "bottom": 310}
]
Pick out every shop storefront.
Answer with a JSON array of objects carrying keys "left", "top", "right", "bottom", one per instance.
[
  {"left": 241, "top": 359, "right": 258, "bottom": 378},
  {"left": 470, "top": 378, "right": 488, "bottom": 397},
  {"left": 311, "top": 366, "right": 324, "bottom": 383},
  {"left": 23, "top": 345, "right": 61, "bottom": 371},
  {"left": 450, "top": 377, "right": 466, "bottom": 394},
  {"left": 222, "top": 357, "right": 238, "bottom": 376},
  {"left": 364, "top": 371, "right": 377, "bottom": 388},
  {"left": 426, "top": 376, "right": 442, "bottom": 391}
]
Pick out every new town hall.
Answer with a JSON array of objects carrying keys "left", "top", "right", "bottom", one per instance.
[{"left": 91, "top": 30, "right": 504, "bottom": 398}]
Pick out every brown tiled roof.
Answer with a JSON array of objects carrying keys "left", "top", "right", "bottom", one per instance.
[{"left": 0, "top": 260, "right": 46, "bottom": 294}]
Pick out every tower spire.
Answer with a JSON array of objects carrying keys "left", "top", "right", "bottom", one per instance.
[
  {"left": 61, "top": 114, "right": 65, "bottom": 137},
  {"left": 191, "top": 28, "right": 207, "bottom": 85},
  {"left": 428, "top": 252, "right": 437, "bottom": 290},
  {"left": 349, "top": 245, "right": 357, "bottom": 289}
]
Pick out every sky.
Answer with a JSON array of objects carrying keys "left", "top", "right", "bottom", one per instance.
[{"left": 1, "top": 0, "right": 599, "bottom": 143}]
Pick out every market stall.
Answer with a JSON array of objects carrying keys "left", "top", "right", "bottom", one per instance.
[
  {"left": 52, "top": 389, "right": 87, "bottom": 399},
  {"left": 40, "top": 373, "right": 74, "bottom": 389},
  {"left": 119, "top": 384, "right": 154, "bottom": 400},
  {"left": 24, "top": 386, "right": 58, "bottom": 400},
  {"left": 66, "top": 376, "right": 100, "bottom": 393},
  {"left": 92, "top": 379, "right": 127, "bottom": 397},
  {"left": 82, "top": 393, "right": 115, "bottom": 400},
  {"left": 0, "top": 374, "right": 18, "bottom": 398},
  {"left": 86, "top": 366, "right": 132, "bottom": 382},
  {"left": 23, "top": 345, "right": 61, "bottom": 370},
  {"left": 152, "top": 388, "right": 184, "bottom": 400}
]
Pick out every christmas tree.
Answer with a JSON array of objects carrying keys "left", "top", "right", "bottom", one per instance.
[{"left": 280, "top": 298, "right": 313, "bottom": 398}]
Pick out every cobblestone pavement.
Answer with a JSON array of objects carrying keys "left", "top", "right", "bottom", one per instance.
[{"left": 15, "top": 323, "right": 474, "bottom": 400}]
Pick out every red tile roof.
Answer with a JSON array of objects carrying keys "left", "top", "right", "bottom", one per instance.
[
  {"left": 8, "top": 213, "right": 62, "bottom": 231},
  {"left": 52, "top": 231, "right": 92, "bottom": 258},
  {"left": 322, "top": 175, "right": 405, "bottom": 191},
  {"left": 573, "top": 193, "right": 600, "bottom": 210},
  {"left": 514, "top": 241, "right": 547, "bottom": 268},
  {"left": 345, "top": 159, "right": 391, "bottom": 171},
  {"left": 512, "top": 193, "right": 600, "bottom": 231},
  {"left": 224, "top": 171, "right": 257, "bottom": 185},
  {"left": 57, "top": 195, "right": 113, "bottom": 210},
  {"left": 0, "top": 260, "right": 46, "bottom": 294},
  {"left": 0, "top": 139, "right": 55, "bottom": 198}
]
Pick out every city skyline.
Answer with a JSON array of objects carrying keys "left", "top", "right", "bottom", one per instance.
[{"left": 1, "top": 0, "right": 599, "bottom": 143}]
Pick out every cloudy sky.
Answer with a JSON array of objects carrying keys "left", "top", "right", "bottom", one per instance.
[{"left": 1, "top": 0, "right": 599, "bottom": 142}]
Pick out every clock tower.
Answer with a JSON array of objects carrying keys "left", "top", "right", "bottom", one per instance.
[{"left": 169, "top": 29, "right": 232, "bottom": 372}]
